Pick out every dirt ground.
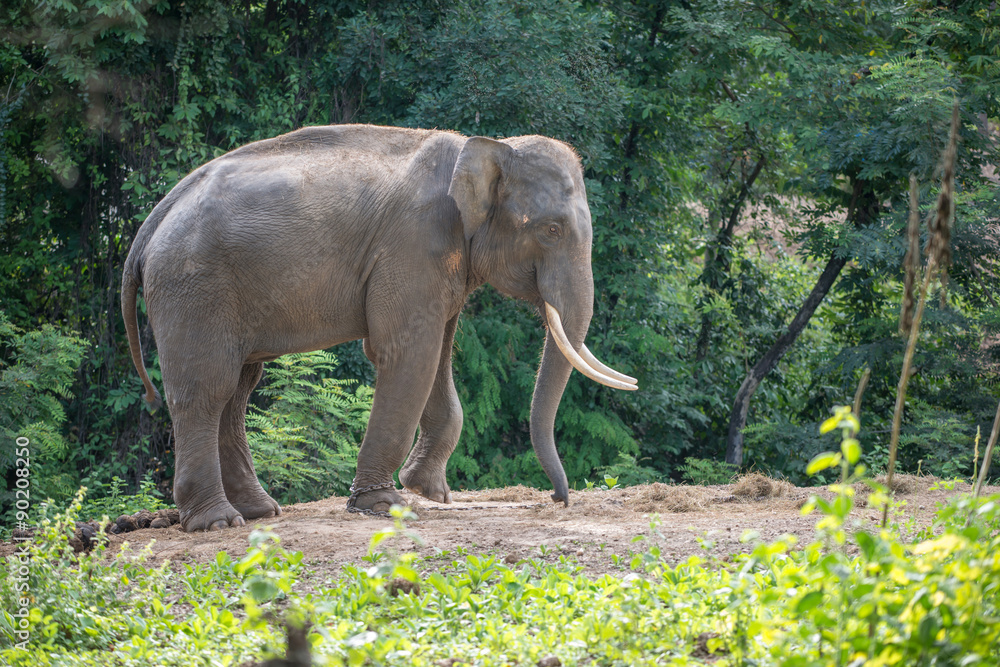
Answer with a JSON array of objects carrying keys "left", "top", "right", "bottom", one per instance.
[{"left": 71, "top": 474, "right": 997, "bottom": 579}]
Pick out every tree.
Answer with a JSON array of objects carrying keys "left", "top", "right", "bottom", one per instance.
[{"left": 663, "top": 0, "right": 1000, "bottom": 465}]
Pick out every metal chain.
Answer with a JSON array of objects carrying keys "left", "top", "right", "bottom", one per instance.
[
  {"left": 347, "top": 481, "right": 550, "bottom": 517},
  {"left": 345, "top": 481, "right": 397, "bottom": 518}
]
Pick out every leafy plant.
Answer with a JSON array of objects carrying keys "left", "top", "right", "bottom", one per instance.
[
  {"left": 246, "top": 350, "right": 373, "bottom": 504},
  {"left": 0, "top": 312, "right": 88, "bottom": 519},
  {"left": 3, "top": 467, "right": 1000, "bottom": 665},
  {"left": 595, "top": 453, "right": 663, "bottom": 487},
  {"left": 678, "top": 457, "right": 737, "bottom": 486},
  {"left": 0, "top": 489, "right": 169, "bottom": 652},
  {"left": 2, "top": 0, "right": 998, "bottom": 505},
  {"left": 77, "top": 474, "right": 170, "bottom": 521}
]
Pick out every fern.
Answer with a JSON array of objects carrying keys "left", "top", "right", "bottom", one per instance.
[
  {"left": 677, "top": 457, "right": 734, "bottom": 486},
  {"left": 0, "top": 312, "right": 88, "bottom": 519},
  {"left": 246, "top": 350, "right": 373, "bottom": 504}
]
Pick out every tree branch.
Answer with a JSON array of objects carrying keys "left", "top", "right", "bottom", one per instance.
[
  {"left": 722, "top": 155, "right": 766, "bottom": 238},
  {"left": 725, "top": 252, "right": 848, "bottom": 464},
  {"left": 724, "top": 179, "right": 874, "bottom": 465}
]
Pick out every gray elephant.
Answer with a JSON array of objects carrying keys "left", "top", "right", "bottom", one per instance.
[{"left": 122, "top": 124, "right": 636, "bottom": 531}]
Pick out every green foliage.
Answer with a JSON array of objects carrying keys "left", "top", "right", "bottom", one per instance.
[
  {"left": 0, "top": 489, "right": 170, "bottom": 652},
  {"left": 0, "top": 312, "right": 88, "bottom": 517},
  {"left": 678, "top": 457, "right": 736, "bottom": 486},
  {"left": 819, "top": 177, "right": 1000, "bottom": 481},
  {"left": 4, "top": 468, "right": 1000, "bottom": 664},
  {"left": 595, "top": 453, "right": 664, "bottom": 487},
  {"left": 77, "top": 474, "right": 169, "bottom": 521},
  {"left": 742, "top": 418, "right": 834, "bottom": 485},
  {"left": 0, "top": 0, "right": 997, "bottom": 495},
  {"left": 246, "top": 351, "right": 373, "bottom": 504}
]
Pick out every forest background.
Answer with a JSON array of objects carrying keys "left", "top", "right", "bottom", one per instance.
[{"left": 1, "top": 0, "right": 998, "bottom": 516}]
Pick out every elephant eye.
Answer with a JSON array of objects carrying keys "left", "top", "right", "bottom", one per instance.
[{"left": 547, "top": 224, "right": 560, "bottom": 237}]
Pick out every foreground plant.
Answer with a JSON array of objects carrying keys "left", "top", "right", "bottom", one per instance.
[
  {"left": 0, "top": 490, "right": 169, "bottom": 652},
  {"left": 2, "top": 473, "right": 999, "bottom": 665}
]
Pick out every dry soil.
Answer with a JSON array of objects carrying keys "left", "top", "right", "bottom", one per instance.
[{"left": 68, "top": 474, "right": 999, "bottom": 580}]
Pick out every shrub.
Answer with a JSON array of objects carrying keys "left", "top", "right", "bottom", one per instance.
[
  {"left": 247, "top": 350, "right": 373, "bottom": 504},
  {"left": 0, "top": 313, "right": 88, "bottom": 519},
  {"left": 0, "top": 490, "right": 169, "bottom": 653},
  {"left": 77, "top": 474, "right": 170, "bottom": 521},
  {"left": 2, "top": 482, "right": 999, "bottom": 665},
  {"left": 678, "top": 457, "right": 736, "bottom": 485}
]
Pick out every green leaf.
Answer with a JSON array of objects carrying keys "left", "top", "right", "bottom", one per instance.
[
  {"left": 807, "top": 452, "right": 842, "bottom": 476},
  {"left": 841, "top": 438, "right": 861, "bottom": 465},
  {"left": 856, "top": 531, "right": 876, "bottom": 560},
  {"left": 247, "top": 578, "right": 279, "bottom": 603},
  {"left": 795, "top": 590, "right": 824, "bottom": 614}
]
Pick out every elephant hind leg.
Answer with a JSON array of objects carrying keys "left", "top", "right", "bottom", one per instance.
[
  {"left": 219, "top": 362, "right": 281, "bottom": 520},
  {"left": 363, "top": 337, "right": 377, "bottom": 366},
  {"left": 163, "top": 353, "right": 246, "bottom": 532},
  {"left": 399, "top": 314, "right": 462, "bottom": 504}
]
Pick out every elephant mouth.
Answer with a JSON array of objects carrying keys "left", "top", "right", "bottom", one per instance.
[{"left": 544, "top": 303, "right": 638, "bottom": 391}]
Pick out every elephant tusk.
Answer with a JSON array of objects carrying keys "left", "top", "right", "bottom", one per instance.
[
  {"left": 544, "top": 303, "right": 638, "bottom": 391},
  {"left": 580, "top": 344, "right": 637, "bottom": 385}
]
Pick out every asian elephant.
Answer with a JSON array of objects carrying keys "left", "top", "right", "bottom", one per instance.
[{"left": 122, "top": 124, "right": 637, "bottom": 532}]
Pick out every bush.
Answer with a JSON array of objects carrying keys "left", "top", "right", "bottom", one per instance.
[
  {"left": 0, "top": 490, "right": 169, "bottom": 653},
  {"left": 77, "top": 475, "right": 170, "bottom": 521},
  {"left": 0, "top": 313, "right": 88, "bottom": 519},
  {"left": 247, "top": 350, "right": 373, "bottom": 504},
  {"left": 3, "top": 486, "right": 998, "bottom": 665},
  {"left": 678, "top": 457, "right": 737, "bottom": 485},
  {"left": 4, "top": 410, "right": 1000, "bottom": 667}
]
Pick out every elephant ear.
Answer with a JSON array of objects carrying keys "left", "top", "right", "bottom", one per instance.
[{"left": 449, "top": 136, "right": 515, "bottom": 241}]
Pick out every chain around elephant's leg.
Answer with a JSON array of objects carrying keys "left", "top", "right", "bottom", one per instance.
[
  {"left": 345, "top": 481, "right": 397, "bottom": 517},
  {"left": 349, "top": 312, "right": 444, "bottom": 515}
]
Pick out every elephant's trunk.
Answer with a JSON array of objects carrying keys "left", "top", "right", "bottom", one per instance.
[
  {"left": 530, "top": 327, "right": 575, "bottom": 505},
  {"left": 530, "top": 253, "right": 637, "bottom": 505}
]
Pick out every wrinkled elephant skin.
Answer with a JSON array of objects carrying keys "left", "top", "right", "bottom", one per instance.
[{"left": 122, "top": 125, "right": 635, "bottom": 531}]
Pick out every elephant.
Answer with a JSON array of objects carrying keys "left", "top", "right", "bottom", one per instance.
[{"left": 122, "top": 124, "right": 637, "bottom": 532}]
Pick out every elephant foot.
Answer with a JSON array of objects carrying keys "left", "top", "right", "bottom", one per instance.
[
  {"left": 399, "top": 465, "right": 452, "bottom": 504},
  {"left": 348, "top": 484, "right": 407, "bottom": 515},
  {"left": 229, "top": 490, "right": 282, "bottom": 520},
  {"left": 180, "top": 500, "right": 246, "bottom": 532}
]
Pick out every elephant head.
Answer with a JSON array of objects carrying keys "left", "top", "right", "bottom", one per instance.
[{"left": 448, "top": 135, "right": 637, "bottom": 505}]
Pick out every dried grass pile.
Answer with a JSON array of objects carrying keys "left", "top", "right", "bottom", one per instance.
[
  {"left": 854, "top": 473, "right": 933, "bottom": 507},
  {"left": 731, "top": 473, "right": 794, "bottom": 501},
  {"left": 625, "top": 483, "right": 712, "bottom": 513},
  {"left": 479, "top": 485, "right": 550, "bottom": 503},
  {"left": 877, "top": 473, "right": 923, "bottom": 494}
]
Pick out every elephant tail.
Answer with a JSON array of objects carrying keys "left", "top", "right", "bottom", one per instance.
[
  {"left": 121, "top": 166, "right": 211, "bottom": 411},
  {"left": 122, "top": 264, "right": 162, "bottom": 411}
]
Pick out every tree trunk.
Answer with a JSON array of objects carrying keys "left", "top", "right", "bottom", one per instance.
[
  {"left": 724, "top": 178, "right": 875, "bottom": 466},
  {"left": 724, "top": 253, "right": 847, "bottom": 464}
]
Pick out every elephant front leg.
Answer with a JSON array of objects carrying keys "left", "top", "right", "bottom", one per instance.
[
  {"left": 219, "top": 362, "right": 282, "bottom": 520},
  {"left": 399, "top": 314, "right": 462, "bottom": 503},
  {"left": 350, "top": 319, "right": 444, "bottom": 514}
]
